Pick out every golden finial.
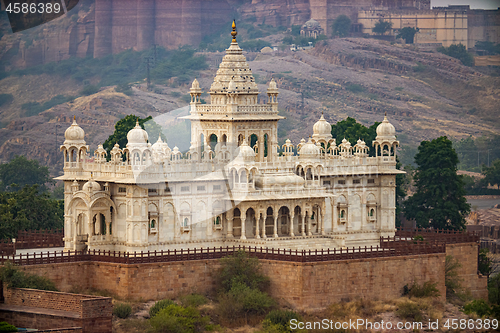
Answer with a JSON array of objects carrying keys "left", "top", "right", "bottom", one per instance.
[{"left": 231, "top": 20, "right": 237, "bottom": 43}]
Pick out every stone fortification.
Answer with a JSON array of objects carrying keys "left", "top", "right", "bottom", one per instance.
[{"left": 10, "top": 242, "right": 485, "bottom": 311}]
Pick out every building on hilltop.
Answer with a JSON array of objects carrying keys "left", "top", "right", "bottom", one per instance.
[{"left": 56, "top": 22, "right": 403, "bottom": 253}]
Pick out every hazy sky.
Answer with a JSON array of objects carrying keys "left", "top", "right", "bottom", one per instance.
[{"left": 431, "top": 0, "right": 500, "bottom": 9}]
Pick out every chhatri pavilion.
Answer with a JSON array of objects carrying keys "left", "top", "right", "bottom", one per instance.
[{"left": 57, "top": 22, "right": 402, "bottom": 252}]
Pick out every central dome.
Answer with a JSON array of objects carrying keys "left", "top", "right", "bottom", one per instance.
[{"left": 127, "top": 120, "right": 149, "bottom": 145}]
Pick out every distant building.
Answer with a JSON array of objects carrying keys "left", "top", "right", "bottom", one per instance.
[
  {"left": 57, "top": 23, "right": 402, "bottom": 253},
  {"left": 300, "top": 19, "right": 324, "bottom": 38},
  {"left": 357, "top": 5, "right": 499, "bottom": 48}
]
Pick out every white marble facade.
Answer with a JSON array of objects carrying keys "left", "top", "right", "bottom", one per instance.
[{"left": 57, "top": 22, "right": 403, "bottom": 252}]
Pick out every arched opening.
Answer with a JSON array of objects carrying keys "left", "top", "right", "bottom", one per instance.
[
  {"left": 100, "top": 213, "right": 106, "bottom": 235},
  {"left": 239, "top": 170, "right": 247, "bottom": 183},
  {"left": 264, "top": 133, "right": 268, "bottom": 157},
  {"left": 306, "top": 168, "right": 312, "bottom": 180},
  {"left": 294, "top": 206, "right": 302, "bottom": 235},
  {"left": 246, "top": 208, "right": 256, "bottom": 237},
  {"left": 278, "top": 206, "right": 290, "bottom": 236},
  {"left": 210, "top": 134, "right": 218, "bottom": 151},
  {"left": 233, "top": 208, "right": 241, "bottom": 237},
  {"left": 200, "top": 133, "right": 205, "bottom": 152},
  {"left": 250, "top": 134, "right": 258, "bottom": 150},
  {"left": 265, "top": 207, "right": 274, "bottom": 237},
  {"left": 221, "top": 134, "right": 227, "bottom": 146},
  {"left": 109, "top": 207, "right": 113, "bottom": 235},
  {"left": 238, "top": 134, "right": 244, "bottom": 146}
]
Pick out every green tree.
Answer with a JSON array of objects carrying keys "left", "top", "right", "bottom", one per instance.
[
  {"left": 0, "top": 156, "right": 52, "bottom": 192},
  {"left": 103, "top": 115, "right": 166, "bottom": 159},
  {"left": 397, "top": 27, "right": 419, "bottom": 44},
  {"left": 482, "top": 159, "right": 500, "bottom": 189},
  {"left": 437, "top": 43, "right": 474, "bottom": 67},
  {"left": 396, "top": 157, "right": 408, "bottom": 227},
  {"left": 291, "top": 25, "right": 301, "bottom": 36},
  {"left": 330, "top": 117, "right": 380, "bottom": 156},
  {"left": 332, "top": 15, "right": 351, "bottom": 38},
  {"left": 475, "top": 41, "right": 500, "bottom": 55},
  {"left": 372, "top": 19, "right": 393, "bottom": 35},
  {"left": 404, "top": 136, "right": 470, "bottom": 230},
  {"left": 0, "top": 185, "right": 64, "bottom": 239},
  {"left": 478, "top": 248, "right": 492, "bottom": 278}
]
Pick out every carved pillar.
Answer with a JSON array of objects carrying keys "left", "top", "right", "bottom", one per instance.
[
  {"left": 256, "top": 211, "right": 261, "bottom": 239},
  {"left": 240, "top": 215, "right": 246, "bottom": 240},
  {"left": 227, "top": 210, "right": 234, "bottom": 238},
  {"left": 290, "top": 211, "right": 295, "bottom": 237},
  {"left": 273, "top": 213, "right": 278, "bottom": 238},
  {"left": 307, "top": 211, "right": 312, "bottom": 236},
  {"left": 262, "top": 212, "right": 267, "bottom": 239},
  {"left": 259, "top": 130, "right": 264, "bottom": 162},
  {"left": 301, "top": 213, "right": 306, "bottom": 236},
  {"left": 320, "top": 211, "right": 325, "bottom": 235},
  {"left": 333, "top": 201, "right": 337, "bottom": 231}
]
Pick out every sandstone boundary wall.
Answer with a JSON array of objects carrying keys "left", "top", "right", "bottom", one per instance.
[{"left": 9, "top": 242, "right": 486, "bottom": 311}]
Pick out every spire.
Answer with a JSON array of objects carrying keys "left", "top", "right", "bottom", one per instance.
[{"left": 231, "top": 20, "right": 237, "bottom": 43}]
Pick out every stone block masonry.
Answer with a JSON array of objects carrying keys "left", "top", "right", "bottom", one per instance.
[
  {"left": 7, "top": 243, "right": 485, "bottom": 312},
  {"left": 0, "top": 287, "right": 112, "bottom": 333}
]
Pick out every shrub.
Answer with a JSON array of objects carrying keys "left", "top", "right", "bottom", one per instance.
[
  {"left": 463, "top": 299, "right": 491, "bottom": 317},
  {"left": 180, "top": 294, "right": 208, "bottom": 308},
  {"left": 413, "top": 62, "right": 426, "bottom": 72},
  {"left": 217, "top": 250, "right": 270, "bottom": 293},
  {"left": 396, "top": 301, "right": 423, "bottom": 322},
  {"left": 149, "top": 299, "right": 175, "bottom": 318},
  {"left": 113, "top": 303, "right": 132, "bottom": 319},
  {"left": 478, "top": 248, "right": 492, "bottom": 277},
  {"left": 332, "top": 15, "right": 351, "bottom": 38},
  {"left": 437, "top": 43, "right": 474, "bottom": 67},
  {"left": 262, "top": 310, "right": 303, "bottom": 333},
  {"left": 0, "top": 262, "right": 57, "bottom": 291},
  {"left": 216, "top": 282, "right": 275, "bottom": 324},
  {"left": 445, "top": 255, "right": 462, "bottom": 298},
  {"left": 345, "top": 84, "right": 365, "bottom": 93},
  {"left": 489, "top": 273, "right": 500, "bottom": 304},
  {"left": 115, "top": 83, "right": 133, "bottom": 96},
  {"left": 0, "top": 94, "right": 14, "bottom": 107},
  {"left": 0, "top": 321, "right": 17, "bottom": 332},
  {"left": 149, "top": 304, "right": 210, "bottom": 333},
  {"left": 80, "top": 84, "right": 99, "bottom": 96},
  {"left": 404, "top": 281, "right": 440, "bottom": 298}
]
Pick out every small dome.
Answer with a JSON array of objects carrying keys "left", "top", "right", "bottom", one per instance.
[
  {"left": 267, "top": 78, "right": 278, "bottom": 92},
  {"left": 82, "top": 179, "right": 101, "bottom": 192},
  {"left": 313, "top": 115, "right": 331, "bottom": 136},
  {"left": 64, "top": 118, "right": 85, "bottom": 144},
  {"left": 191, "top": 78, "right": 200, "bottom": 90},
  {"left": 376, "top": 114, "right": 396, "bottom": 139},
  {"left": 299, "top": 138, "right": 320, "bottom": 158},
  {"left": 261, "top": 46, "right": 273, "bottom": 53},
  {"left": 127, "top": 120, "right": 149, "bottom": 145},
  {"left": 238, "top": 140, "right": 256, "bottom": 158},
  {"left": 302, "top": 19, "right": 321, "bottom": 29},
  {"left": 152, "top": 136, "right": 164, "bottom": 152}
]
